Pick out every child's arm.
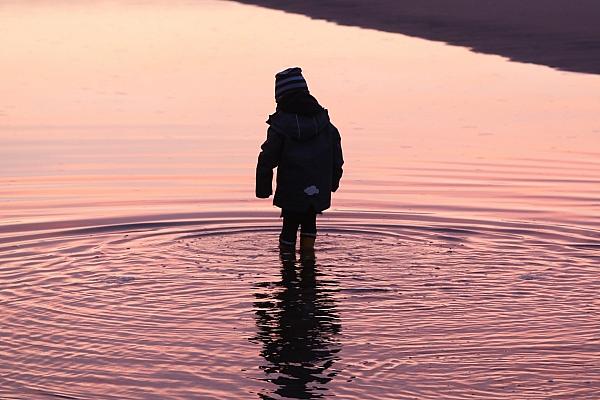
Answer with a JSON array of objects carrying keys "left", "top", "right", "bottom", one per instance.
[
  {"left": 256, "top": 128, "right": 283, "bottom": 198},
  {"left": 332, "top": 127, "right": 344, "bottom": 192}
]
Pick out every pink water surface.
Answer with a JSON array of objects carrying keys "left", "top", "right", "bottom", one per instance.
[{"left": 1, "top": 1, "right": 599, "bottom": 399}]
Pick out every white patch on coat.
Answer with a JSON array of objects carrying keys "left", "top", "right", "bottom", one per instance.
[{"left": 304, "top": 185, "right": 320, "bottom": 196}]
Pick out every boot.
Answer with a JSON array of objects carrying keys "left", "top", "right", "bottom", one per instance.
[
  {"left": 279, "top": 241, "right": 295, "bottom": 255},
  {"left": 299, "top": 236, "right": 315, "bottom": 261}
]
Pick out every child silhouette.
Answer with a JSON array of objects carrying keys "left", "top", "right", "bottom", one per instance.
[{"left": 256, "top": 67, "right": 344, "bottom": 257}]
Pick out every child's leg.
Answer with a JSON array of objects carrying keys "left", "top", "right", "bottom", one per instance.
[
  {"left": 279, "top": 210, "right": 300, "bottom": 248},
  {"left": 299, "top": 211, "right": 317, "bottom": 251}
]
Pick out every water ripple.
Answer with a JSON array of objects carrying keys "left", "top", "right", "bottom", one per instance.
[{"left": 1, "top": 211, "right": 599, "bottom": 399}]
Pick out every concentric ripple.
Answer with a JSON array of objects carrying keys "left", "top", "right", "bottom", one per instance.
[{"left": 1, "top": 211, "right": 599, "bottom": 399}]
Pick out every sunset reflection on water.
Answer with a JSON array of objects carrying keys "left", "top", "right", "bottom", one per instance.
[
  {"left": 1, "top": 0, "right": 599, "bottom": 225},
  {"left": 1, "top": 1, "right": 599, "bottom": 399}
]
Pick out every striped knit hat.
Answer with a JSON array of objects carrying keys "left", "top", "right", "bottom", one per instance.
[{"left": 275, "top": 67, "right": 309, "bottom": 101}]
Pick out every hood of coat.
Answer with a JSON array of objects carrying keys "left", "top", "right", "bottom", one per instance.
[{"left": 267, "top": 110, "right": 330, "bottom": 142}]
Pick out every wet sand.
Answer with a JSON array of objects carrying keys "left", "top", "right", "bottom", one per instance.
[{"left": 231, "top": 0, "right": 600, "bottom": 75}]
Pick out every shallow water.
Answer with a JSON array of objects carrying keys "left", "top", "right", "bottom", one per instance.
[
  {"left": 1, "top": 1, "right": 600, "bottom": 399},
  {"left": 1, "top": 212, "right": 599, "bottom": 399}
]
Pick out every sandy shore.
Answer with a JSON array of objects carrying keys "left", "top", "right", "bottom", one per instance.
[{"left": 231, "top": 0, "right": 600, "bottom": 75}]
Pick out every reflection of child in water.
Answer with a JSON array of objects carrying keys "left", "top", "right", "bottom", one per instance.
[
  {"left": 253, "top": 257, "right": 341, "bottom": 397},
  {"left": 256, "top": 67, "right": 344, "bottom": 256}
]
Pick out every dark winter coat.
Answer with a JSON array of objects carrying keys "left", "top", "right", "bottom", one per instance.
[{"left": 255, "top": 107, "right": 344, "bottom": 213}]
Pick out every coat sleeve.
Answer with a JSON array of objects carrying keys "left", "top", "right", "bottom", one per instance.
[
  {"left": 256, "top": 127, "right": 283, "bottom": 198},
  {"left": 331, "top": 125, "right": 344, "bottom": 192}
]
